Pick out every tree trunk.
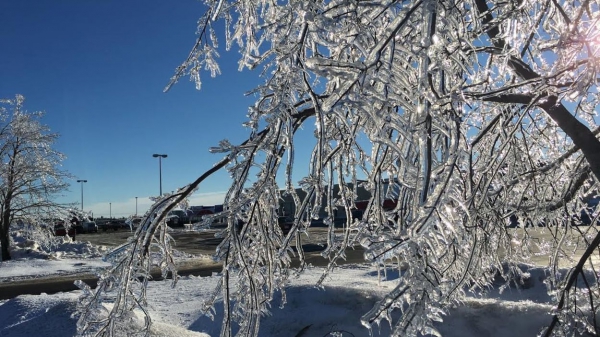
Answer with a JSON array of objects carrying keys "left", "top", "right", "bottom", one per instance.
[
  {"left": 0, "top": 201, "right": 12, "bottom": 261},
  {"left": 0, "top": 222, "right": 10, "bottom": 261}
]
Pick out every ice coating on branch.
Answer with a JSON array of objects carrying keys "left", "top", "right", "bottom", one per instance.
[{"left": 81, "top": 0, "right": 600, "bottom": 336}]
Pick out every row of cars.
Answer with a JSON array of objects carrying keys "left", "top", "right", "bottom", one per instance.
[
  {"left": 45, "top": 213, "right": 145, "bottom": 236},
  {"left": 94, "top": 212, "right": 182, "bottom": 232},
  {"left": 50, "top": 208, "right": 289, "bottom": 236},
  {"left": 53, "top": 218, "right": 139, "bottom": 235},
  {"left": 98, "top": 218, "right": 145, "bottom": 231},
  {"left": 51, "top": 212, "right": 187, "bottom": 236},
  {"left": 506, "top": 197, "right": 600, "bottom": 228},
  {"left": 50, "top": 218, "right": 98, "bottom": 237}
]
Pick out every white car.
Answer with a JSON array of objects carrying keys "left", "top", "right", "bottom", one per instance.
[{"left": 82, "top": 221, "right": 98, "bottom": 233}]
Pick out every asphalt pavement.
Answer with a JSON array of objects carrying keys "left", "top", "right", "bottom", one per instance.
[
  {"left": 0, "top": 264, "right": 222, "bottom": 301},
  {"left": 0, "top": 226, "right": 366, "bottom": 300},
  {"left": 4, "top": 226, "right": 592, "bottom": 300}
]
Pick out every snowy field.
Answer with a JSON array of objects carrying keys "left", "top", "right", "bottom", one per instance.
[{"left": 0, "top": 232, "right": 585, "bottom": 337}]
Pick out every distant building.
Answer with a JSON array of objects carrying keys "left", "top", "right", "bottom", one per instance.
[{"left": 189, "top": 205, "right": 224, "bottom": 222}]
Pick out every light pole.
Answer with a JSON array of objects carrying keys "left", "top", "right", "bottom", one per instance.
[
  {"left": 135, "top": 197, "right": 138, "bottom": 216},
  {"left": 76, "top": 179, "right": 87, "bottom": 211},
  {"left": 152, "top": 154, "right": 168, "bottom": 196},
  {"left": 109, "top": 202, "right": 112, "bottom": 219}
]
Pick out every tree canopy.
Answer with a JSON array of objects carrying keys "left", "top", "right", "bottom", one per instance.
[
  {"left": 79, "top": 1, "right": 600, "bottom": 336},
  {"left": 0, "top": 95, "right": 70, "bottom": 261}
]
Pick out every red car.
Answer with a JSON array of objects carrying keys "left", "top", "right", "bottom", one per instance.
[{"left": 53, "top": 221, "right": 76, "bottom": 237}]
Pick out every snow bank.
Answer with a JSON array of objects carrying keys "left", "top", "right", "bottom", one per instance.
[
  {"left": 0, "top": 264, "right": 567, "bottom": 337},
  {"left": 0, "top": 228, "right": 581, "bottom": 336}
]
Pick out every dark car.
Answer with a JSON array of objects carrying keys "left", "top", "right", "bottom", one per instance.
[
  {"left": 506, "top": 214, "right": 519, "bottom": 228},
  {"left": 569, "top": 197, "right": 599, "bottom": 226},
  {"left": 167, "top": 210, "right": 190, "bottom": 226},
  {"left": 576, "top": 207, "right": 598, "bottom": 226},
  {"left": 582, "top": 197, "right": 599, "bottom": 225},
  {"left": 278, "top": 216, "right": 293, "bottom": 233},
  {"left": 166, "top": 213, "right": 180, "bottom": 227},
  {"left": 127, "top": 217, "right": 142, "bottom": 230},
  {"left": 234, "top": 216, "right": 294, "bottom": 234},
  {"left": 69, "top": 216, "right": 84, "bottom": 234},
  {"left": 53, "top": 221, "right": 76, "bottom": 237},
  {"left": 98, "top": 220, "right": 122, "bottom": 231},
  {"left": 82, "top": 221, "right": 98, "bottom": 233}
]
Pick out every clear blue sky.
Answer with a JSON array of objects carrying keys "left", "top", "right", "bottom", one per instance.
[{"left": 0, "top": 0, "right": 296, "bottom": 217}]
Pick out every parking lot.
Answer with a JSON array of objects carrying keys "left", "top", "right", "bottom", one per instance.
[
  {"left": 75, "top": 224, "right": 600, "bottom": 268},
  {"left": 76, "top": 224, "right": 354, "bottom": 259}
]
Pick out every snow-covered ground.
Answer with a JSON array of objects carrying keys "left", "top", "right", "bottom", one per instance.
[
  {"left": 0, "top": 232, "right": 569, "bottom": 337},
  {"left": 0, "top": 237, "right": 111, "bottom": 281}
]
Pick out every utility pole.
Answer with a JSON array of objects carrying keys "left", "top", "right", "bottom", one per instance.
[
  {"left": 76, "top": 179, "right": 87, "bottom": 210},
  {"left": 152, "top": 154, "right": 168, "bottom": 195}
]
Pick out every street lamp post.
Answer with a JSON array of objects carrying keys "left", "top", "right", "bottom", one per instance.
[
  {"left": 152, "top": 154, "right": 168, "bottom": 196},
  {"left": 109, "top": 202, "right": 112, "bottom": 219},
  {"left": 76, "top": 179, "right": 87, "bottom": 211},
  {"left": 135, "top": 197, "right": 138, "bottom": 216}
]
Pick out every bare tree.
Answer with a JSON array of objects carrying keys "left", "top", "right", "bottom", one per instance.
[
  {"left": 0, "top": 95, "right": 70, "bottom": 261},
  {"left": 79, "top": 1, "right": 600, "bottom": 336}
]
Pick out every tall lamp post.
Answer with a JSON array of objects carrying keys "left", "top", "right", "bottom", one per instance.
[
  {"left": 135, "top": 197, "right": 138, "bottom": 216},
  {"left": 109, "top": 202, "right": 112, "bottom": 220},
  {"left": 152, "top": 154, "right": 168, "bottom": 196},
  {"left": 76, "top": 179, "right": 87, "bottom": 211}
]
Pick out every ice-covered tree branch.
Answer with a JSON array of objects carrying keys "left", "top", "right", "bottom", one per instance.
[{"left": 80, "top": 1, "right": 600, "bottom": 336}]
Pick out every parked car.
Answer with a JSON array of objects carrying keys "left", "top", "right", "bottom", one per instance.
[
  {"left": 278, "top": 216, "right": 293, "bottom": 233},
  {"left": 166, "top": 212, "right": 180, "bottom": 227},
  {"left": 98, "top": 220, "right": 121, "bottom": 231},
  {"left": 70, "top": 216, "right": 84, "bottom": 234},
  {"left": 82, "top": 221, "right": 98, "bottom": 233},
  {"left": 126, "top": 217, "right": 143, "bottom": 230},
  {"left": 582, "top": 197, "right": 599, "bottom": 224},
  {"left": 235, "top": 216, "right": 294, "bottom": 234},
  {"left": 168, "top": 210, "right": 190, "bottom": 226},
  {"left": 191, "top": 209, "right": 214, "bottom": 223},
  {"left": 506, "top": 214, "right": 519, "bottom": 228},
  {"left": 53, "top": 221, "right": 76, "bottom": 237}
]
